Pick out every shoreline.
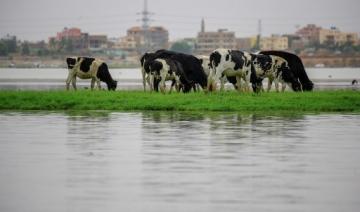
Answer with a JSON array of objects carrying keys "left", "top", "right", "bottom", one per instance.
[{"left": 0, "top": 90, "right": 359, "bottom": 112}]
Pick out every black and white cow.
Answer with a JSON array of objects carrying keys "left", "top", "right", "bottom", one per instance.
[
  {"left": 144, "top": 49, "right": 208, "bottom": 93},
  {"left": 140, "top": 52, "right": 157, "bottom": 91},
  {"left": 66, "top": 57, "right": 117, "bottom": 90},
  {"left": 250, "top": 54, "right": 302, "bottom": 92},
  {"left": 259, "top": 50, "right": 314, "bottom": 91},
  {"left": 149, "top": 58, "right": 192, "bottom": 93},
  {"left": 208, "top": 49, "right": 252, "bottom": 92}
]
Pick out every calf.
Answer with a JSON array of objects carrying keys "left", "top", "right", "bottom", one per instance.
[
  {"left": 250, "top": 54, "right": 302, "bottom": 92},
  {"left": 208, "top": 49, "right": 252, "bottom": 92},
  {"left": 66, "top": 57, "right": 117, "bottom": 90}
]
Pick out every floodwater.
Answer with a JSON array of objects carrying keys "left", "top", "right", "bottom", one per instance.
[
  {"left": 0, "top": 111, "right": 360, "bottom": 212},
  {"left": 0, "top": 68, "right": 359, "bottom": 90}
]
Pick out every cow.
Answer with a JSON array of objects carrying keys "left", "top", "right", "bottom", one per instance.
[
  {"left": 140, "top": 52, "right": 157, "bottom": 91},
  {"left": 144, "top": 49, "right": 208, "bottom": 93},
  {"left": 196, "top": 55, "right": 211, "bottom": 76},
  {"left": 66, "top": 57, "right": 117, "bottom": 91},
  {"left": 149, "top": 58, "right": 192, "bottom": 93},
  {"left": 208, "top": 49, "right": 252, "bottom": 92},
  {"left": 259, "top": 50, "right": 314, "bottom": 91},
  {"left": 250, "top": 54, "right": 302, "bottom": 92}
]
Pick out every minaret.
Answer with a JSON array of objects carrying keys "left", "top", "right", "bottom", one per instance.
[{"left": 201, "top": 18, "right": 205, "bottom": 33}]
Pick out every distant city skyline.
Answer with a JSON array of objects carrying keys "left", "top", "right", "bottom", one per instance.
[{"left": 1, "top": 0, "right": 359, "bottom": 42}]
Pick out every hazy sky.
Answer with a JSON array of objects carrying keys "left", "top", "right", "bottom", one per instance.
[{"left": 1, "top": 0, "right": 359, "bottom": 42}]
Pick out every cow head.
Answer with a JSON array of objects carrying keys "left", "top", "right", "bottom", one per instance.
[
  {"left": 252, "top": 54, "right": 272, "bottom": 76},
  {"left": 107, "top": 80, "right": 117, "bottom": 91},
  {"left": 280, "top": 65, "right": 302, "bottom": 92},
  {"left": 207, "top": 50, "right": 226, "bottom": 91},
  {"left": 66, "top": 57, "right": 77, "bottom": 69}
]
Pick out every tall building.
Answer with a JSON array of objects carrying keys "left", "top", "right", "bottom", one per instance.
[{"left": 195, "top": 19, "right": 236, "bottom": 55}]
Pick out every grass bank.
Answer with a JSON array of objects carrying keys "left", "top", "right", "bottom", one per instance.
[{"left": 0, "top": 90, "right": 359, "bottom": 112}]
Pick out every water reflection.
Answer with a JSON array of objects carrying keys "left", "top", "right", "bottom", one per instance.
[
  {"left": 140, "top": 112, "right": 311, "bottom": 206},
  {"left": 0, "top": 111, "right": 359, "bottom": 212}
]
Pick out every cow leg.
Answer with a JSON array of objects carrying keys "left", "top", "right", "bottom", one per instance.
[
  {"left": 281, "top": 82, "right": 286, "bottom": 92},
  {"left": 275, "top": 80, "right": 280, "bottom": 92},
  {"left": 236, "top": 76, "right": 242, "bottom": 92},
  {"left": 159, "top": 72, "right": 168, "bottom": 94},
  {"left": 91, "top": 78, "right": 96, "bottom": 90},
  {"left": 142, "top": 69, "right": 147, "bottom": 91},
  {"left": 149, "top": 74, "right": 154, "bottom": 92},
  {"left": 169, "top": 79, "right": 176, "bottom": 93},
  {"left": 220, "top": 76, "right": 226, "bottom": 91},
  {"left": 66, "top": 72, "right": 73, "bottom": 90},
  {"left": 267, "top": 78, "right": 273, "bottom": 92},
  {"left": 71, "top": 76, "right": 77, "bottom": 90},
  {"left": 96, "top": 79, "right": 102, "bottom": 90}
]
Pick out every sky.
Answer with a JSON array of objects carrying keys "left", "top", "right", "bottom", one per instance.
[{"left": 0, "top": 0, "right": 359, "bottom": 42}]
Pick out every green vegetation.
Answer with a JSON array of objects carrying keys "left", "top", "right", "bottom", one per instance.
[{"left": 0, "top": 90, "right": 359, "bottom": 112}]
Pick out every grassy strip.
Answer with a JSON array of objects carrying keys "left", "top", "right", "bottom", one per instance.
[{"left": 0, "top": 90, "right": 359, "bottom": 112}]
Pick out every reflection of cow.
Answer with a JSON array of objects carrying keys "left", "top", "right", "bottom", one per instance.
[
  {"left": 250, "top": 54, "right": 302, "bottom": 92},
  {"left": 259, "top": 50, "right": 314, "bottom": 91},
  {"left": 208, "top": 49, "right": 252, "bottom": 92},
  {"left": 66, "top": 57, "right": 117, "bottom": 90}
]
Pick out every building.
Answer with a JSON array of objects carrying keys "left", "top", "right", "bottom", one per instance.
[
  {"left": 236, "top": 38, "right": 252, "bottom": 51},
  {"left": 260, "top": 35, "right": 288, "bottom": 50},
  {"left": 89, "top": 35, "right": 108, "bottom": 51},
  {"left": 120, "top": 26, "right": 169, "bottom": 53},
  {"left": 295, "top": 24, "right": 322, "bottom": 43},
  {"left": 49, "top": 27, "right": 89, "bottom": 51},
  {"left": 319, "top": 27, "right": 358, "bottom": 45},
  {"left": 195, "top": 19, "right": 237, "bottom": 54}
]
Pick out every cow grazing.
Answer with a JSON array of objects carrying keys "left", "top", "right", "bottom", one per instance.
[
  {"left": 208, "top": 49, "right": 252, "bottom": 92},
  {"left": 140, "top": 52, "right": 157, "bottom": 91},
  {"left": 149, "top": 58, "right": 192, "bottom": 93},
  {"left": 259, "top": 50, "right": 314, "bottom": 91},
  {"left": 147, "top": 49, "right": 208, "bottom": 93},
  {"left": 250, "top": 54, "right": 302, "bottom": 92},
  {"left": 66, "top": 57, "right": 117, "bottom": 90}
]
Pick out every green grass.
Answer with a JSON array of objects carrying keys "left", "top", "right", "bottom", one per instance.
[{"left": 0, "top": 90, "right": 359, "bottom": 113}]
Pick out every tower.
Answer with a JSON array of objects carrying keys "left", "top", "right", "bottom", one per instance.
[
  {"left": 201, "top": 18, "right": 205, "bottom": 33},
  {"left": 141, "top": 0, "right": 150, "bottom": 31},
  {"left": 138, "top": 0, "right": 153, "bottom": 52},
  {"left": 255, "top": 19, "right": 262, "bottom": 50}
]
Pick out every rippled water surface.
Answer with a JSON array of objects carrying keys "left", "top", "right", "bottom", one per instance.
[{"left": 0, "top": 112, "right": 360, "bottom": 212}]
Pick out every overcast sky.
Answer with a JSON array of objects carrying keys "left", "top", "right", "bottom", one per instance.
[{"left": 0, "top": 0, "right": 359, "bottom": 42}]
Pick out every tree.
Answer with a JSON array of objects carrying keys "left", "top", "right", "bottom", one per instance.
[
  {"left": 65, "top": 39, "right": 74, "bottom": 53},
  {"left": 0, "top": 41, "right": 8, "bottom": 56},
  {"left": 170, "top": 41, "right": 193, "bottom": 54},
  {"left": 21, "top": 42, "right": 30, "bottom": 55}
]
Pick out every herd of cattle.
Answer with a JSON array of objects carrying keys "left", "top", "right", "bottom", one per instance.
[{"left": 66, "top": 49, "right": 314, "bottom": 93}]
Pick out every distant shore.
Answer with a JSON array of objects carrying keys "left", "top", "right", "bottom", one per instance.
[{"left": 1, "top": 54, "right": 360, "bottom": 69}]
